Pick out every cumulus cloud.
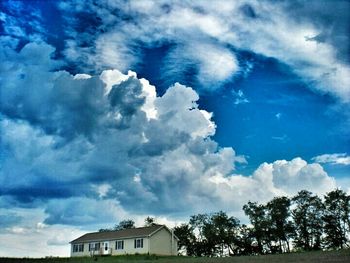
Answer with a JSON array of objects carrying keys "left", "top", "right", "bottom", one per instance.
[
  {"left": 0, "top": 41, "right": 235, "bottom": 217},
  {"left": 206, "top": 157, "right": 336, "bottom": 211},
  {"left": 1, "top": 2, "right": 348, "bottom": 257},
  {"left": 312, "top": 153, "right": 350, "bottom": 165},
  {"left": 0, "top": 41, "right": 339, "bottom": 225}
]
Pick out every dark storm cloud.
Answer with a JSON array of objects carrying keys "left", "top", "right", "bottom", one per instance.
[{"left": 43, "top": 198, "right": 121, "bottom": 225}]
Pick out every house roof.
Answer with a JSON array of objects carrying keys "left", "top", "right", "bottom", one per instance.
[{"left": 71, "top": 224, "right": 177, "bottom": 243}]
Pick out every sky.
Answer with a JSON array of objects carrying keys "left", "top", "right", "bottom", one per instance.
[{"left": 0, "top": 0, "right": 349, "bottom": 257}]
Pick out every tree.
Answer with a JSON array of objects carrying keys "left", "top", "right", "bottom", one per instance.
[
  {"left": 98, "top": 228, "right": 112, "bottom": 232},
  {"left": 202, "top": 211, "right": 240, "bottom": 256},
  {"left": 243, "top": 201, "right": 269, "bottom": 254},
  {"left": 234, "top": 224, "right": 255, "bottom": 255},
  {"left": 114, "top": 219, "right": 135, "bottom": 231},
  {"left": 144, "top": 216, "right": 157, "bottom": 227},
  {"left": 189, "top": 213, "right": 211, "bottom": 256},
  {"left": 174, "top": 223, "right": 196, "bottom": 256},
  {"left": 323, "top": 189, "right": 350, "bottom": 249},
  {"left": 266, "top": 196, "right": 294, "bottom": 253},
  {"left": 292, "top": 190, "right": 324, "bottom": 250}
]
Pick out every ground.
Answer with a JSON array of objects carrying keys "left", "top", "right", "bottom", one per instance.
[{"left": 1, "top": 250, "right": 350, "bottom": 263}]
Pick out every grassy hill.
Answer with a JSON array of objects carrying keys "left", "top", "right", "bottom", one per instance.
[{"left": 1, "top": 250, "right": 349, "bottom": 263}]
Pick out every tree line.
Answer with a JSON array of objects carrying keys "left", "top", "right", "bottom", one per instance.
[
  {"left": 98, "top": 216, "right": 158, "bottom": 232},
  {"left": 98, "top": 189, "right": 349, "bottom": 257},
  {"left": 173, "top": 189, "right": 350, "bottom": 256}
]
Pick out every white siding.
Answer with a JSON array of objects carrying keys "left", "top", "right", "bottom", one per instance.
[
  {"left": 111, "top": 237, "right": 149, "bottom": 255},
  {"left": 70, "top": 227, "right": 178, "bottom": 257},
  {"left": 71, "top": 238, "right": 150, "bottom": 257},
  {"left": 71, "top": 243, "right": 89, "bottom": 257}
]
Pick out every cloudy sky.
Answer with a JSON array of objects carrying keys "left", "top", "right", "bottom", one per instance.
[{"left": 0, "top": 0, "right": 349, "bottom": 257}]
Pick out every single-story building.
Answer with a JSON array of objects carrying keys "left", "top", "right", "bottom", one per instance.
[{"left": 70, "top": 224, "right": 178, "bottom": 257}]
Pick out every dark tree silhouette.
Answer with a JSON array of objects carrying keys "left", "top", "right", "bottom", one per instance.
[
  {"left": 234, "top": 224, "right": 255, "bottom": 255},
  {"left": 292, "top": 190, "right": 324, "bottom": 250},
  {"left": 174, "top": 223, "right": 196, "bottom": 256},
  {"left": 243, "top": 201, "right": 269, "bottom": 254},
  {"left": 144, "top": 216, "right": 157, "bottom": 227},
  {"left": 202, "top": 211, "right": 240, "bottom": 256},
  {"left": 114, "top": 219, "right": 135, "bottom": 230},
  {"left": 323, "top": 189, "right": 350, "bottom": 249},
  {"left": 266, "top": 196, "right": 294, "bottom": 253},
  {"left": 97, "top": 189, "right": 350, "bottom": 256}
]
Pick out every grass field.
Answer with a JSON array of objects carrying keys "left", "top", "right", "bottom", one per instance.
[{"left": 1, "top": 250, "right": 349, "bottom": 263}]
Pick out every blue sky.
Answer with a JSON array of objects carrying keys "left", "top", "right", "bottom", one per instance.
[{"left": 0, "top": 0, "right": 349, "bottom": 257}]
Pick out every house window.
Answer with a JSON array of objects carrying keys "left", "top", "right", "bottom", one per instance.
[
  {"left": 134, "top": 238, "right": 143, "bottom": 248},
  {"left": 89, "top": 242, "right": 100, "bottom": 251},
  {"left": 73, "top": 244, "right": 84, "bottom": 252},
  {"left": 115, "top": 240, "right": 124, "bottom": 250}
]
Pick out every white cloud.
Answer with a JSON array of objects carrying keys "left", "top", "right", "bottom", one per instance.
[
  {"left": 232, "top": 89, "right": 249, "bottom": 105},
  {"left": 206, "top": 157, "right": 336, "bottom": 211},
  {"left": 57, "top": 0, "right": 350, "bottom": 99},
  {"left": 0, "top": 42, "right": 339, "bottom": 220},
  {"left": 178, "top": 43, "right": 239, "bottom": 88},
  {"left": 312, "top": 153, "right": 350, "bottom": 165},
  {"left": 0, "top": 40, "right": 344, "bottom": 257},
  {"left": 0, "top": 210, "right": 86, "bottom": 257},
  {"left": 275, "top": 113, "right": 282, "bottom": 120}
]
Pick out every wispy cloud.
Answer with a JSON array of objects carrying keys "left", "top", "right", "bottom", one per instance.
[
  {"left": 53, "top": 0, "right": 350, "bottom": 98},
  {"left": 275, "top": 113, "right": 282, "bottom": 120},
  {"left": 312, "top": 153, "right": 350, "bottom": 165},
  {"left": 232, "top": 89, "right": 249, "bottom": 105}
]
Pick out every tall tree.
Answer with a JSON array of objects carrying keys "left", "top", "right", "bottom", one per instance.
[
  {"left": 144, "top": 216, "right": 157, "bottom": 227},
  {"left": 234, "top": 224, "right": 255, "bottom": 255},
  {"left": 243, "top": 201, "right": 269, "bottom": 254},
  {"left": 323, "top": 189, "right": 350, "bottom": 249},
  {"left": 174, "top": 223, "right": 196, "bottom": 256},
  {"left": 266, "top": 196, "right": 294, "bottom": 253},
  {"left": 114, "top": 219, "right": 135, "bottom": 230},
  {"left": 292, "top": 190, "right": 324, "bottom": 250},
  {"left": 202, "top": 211, "right": 240, "bottom": 256},
  {"left": 189, "top": 213, "right": 211, "bottom": 256}
]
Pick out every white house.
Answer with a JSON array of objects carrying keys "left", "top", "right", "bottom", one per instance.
[{"left": 70, "top": 224, "right": 178, "bottom": 257}]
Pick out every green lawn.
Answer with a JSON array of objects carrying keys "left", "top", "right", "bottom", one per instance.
[{"left": 1, "top": 250, "right": 349, "bottom": 263}]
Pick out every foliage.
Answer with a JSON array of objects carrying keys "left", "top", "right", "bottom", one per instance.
[
  {"left": 96, "top": 189, "right": 350, "bottom": 257},
  {"left": 322, "top": 189, "right": 350, "bottom": 249},
  {"left": 242, "top": 201, "right": 269, "bottom": 254},
  {"left": 266, "top": 196, "right": 294, "bottom": 253},
  {"left": 292, "top": 190, "right": 323, "bottom": 250},
  {"left": 98, "top": 219, "right": 135, "bottom": 232},
  {"left": 114, "top": 219, "right": 135, "bottom": 231},
  {"left": 144, "top": 217, "right": 157, "bottom": 227},
  {"left": 174, "top": 189, "right": 349, "bottom": 257}
]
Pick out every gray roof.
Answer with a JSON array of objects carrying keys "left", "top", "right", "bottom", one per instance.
[{"left": 71, "top": 225, "right": 170, "bottom": 243}]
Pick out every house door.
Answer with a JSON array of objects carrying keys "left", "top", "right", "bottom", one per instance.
[{"left": 102, "top": 242, "right": 109, "bottom": 255}]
